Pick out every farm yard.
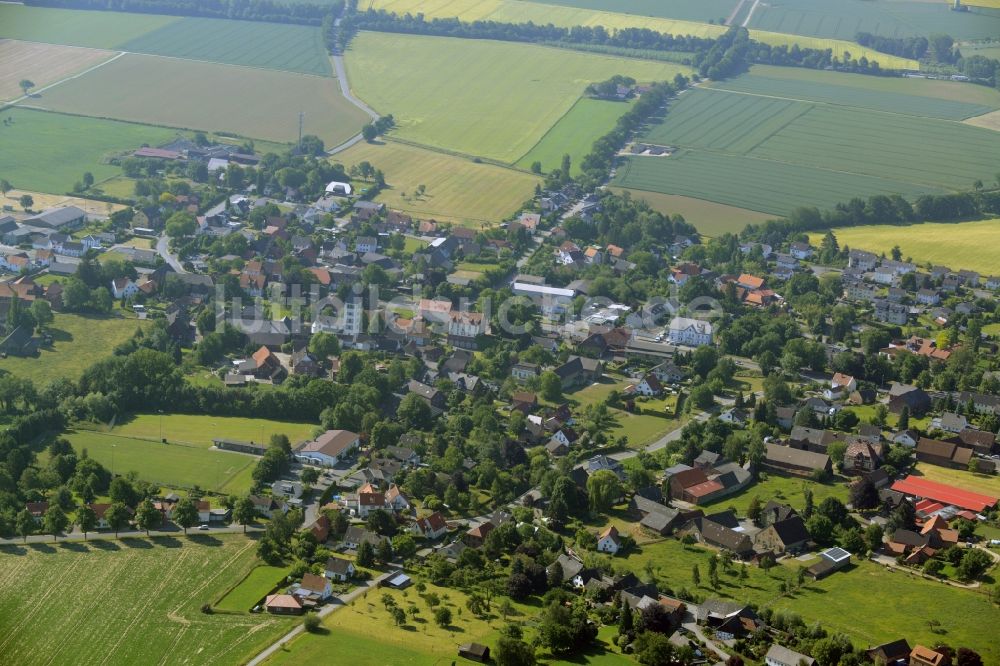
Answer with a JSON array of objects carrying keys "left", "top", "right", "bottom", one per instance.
[
  {"left": 336, "top": 141, "right": 542, "bottom": 224},
  {"left": 344, "top": 31, "right": 687, "bottom": 162},
  {"left": 515, "top": 97, "right": 633, "bottom": 175},
  {"left": 808, "top": 219, "right": 1000, "bottom": 276},
  {"left": 363, "top": 0, "right": 917, "bottom": 69},
  {"left": 0, "top": 40, "right": 116, "bottom": 103},
  {"left": 610, "top": 188, "right": 773, "bottom": 236},
  {"left": 614, "top": 72, "right": 1000, "bottom": 216},
  {"left": 0, "top": 536, "right": 294, "bottom": 666},
  {"left": 0, "top": 108, "right": 177, "bottom": 195},
  {"left": 28, "top": 54, "right": 369, "bottom": 146},
  {"left": 0, "top": 313, "right": 145, "bottom": 385}
]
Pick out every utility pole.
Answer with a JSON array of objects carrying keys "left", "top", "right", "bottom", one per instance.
[{"left": 298, "top": 111, "right": 304, "bottom": 152}]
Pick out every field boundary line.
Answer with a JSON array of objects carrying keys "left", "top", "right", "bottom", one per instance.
[
  {"left": 510, "top": 94, "right": 599, "bottom": 168},
  {"left": 6, "top": 50, "right": 125, "bottom": 107},
  {"left": 383, "top": 136, "right": 539, "bottom": 175},
  {"left": 742, "top": 101, "right": 815, "bottom": 153}
]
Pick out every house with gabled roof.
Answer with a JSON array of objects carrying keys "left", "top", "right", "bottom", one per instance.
[
  {"left": 596, "top": 525, "right": 622, "bottom": 555},
  {"left": 412, "top": 511, "right": 449, "bottom": 540},
  {"left": 324, "top": 556, "right": 355, "bottom": 581}
]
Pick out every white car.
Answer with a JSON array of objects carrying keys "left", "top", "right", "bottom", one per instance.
[{"left": 198, "top": 524, "right": 209, "bottom": 531}]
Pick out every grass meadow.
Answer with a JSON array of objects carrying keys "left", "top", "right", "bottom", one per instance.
[
  {"left": 0, "top": 313, "right": 145, "bottom": 385},
  {"left": 699, "top": 470, "right": 850, "bottom": 515},
  {"left": 808, "top": 219, "right": 1000, "bottom": 276},
  {"left": 345, "top": 31, "right": 688, "bottom": 162},
  {"left": 336, "top": 140, "right": 541, "bottom": 224},
  {"left": 32, "top": 54, "right": 368, "bottom": 146},
  {"left": 364, "top": 0, "right": 917, "bottom": 69},
  {"left": 215, "top": 564, "right": 291, "bottom": 612},
  {"left": 119, "top": 17, "right": 332, "bottom": 75},
  {"left": 102, "top": 413, "right": 318, "bottom": 448},
  {"left": 615, "top": 76, "right": 1000, "bottom": 215},
  {"left": 515, "top": 97, "right": 633, "bottom": 174},
  {"left": 0, "top": 40, "right": 116, "bottom": 103},
  {"left": 911, "top": 463, "right": 1000, "bottom": 498},
  {"left": 0, "top": 536, "right": 294, "bottom": 666},
  {"left": 0, "top": 108, "right": 177, "bottom": 195},
  {"left": 611, "top": 188, "right": 774, "bottom": 236}
]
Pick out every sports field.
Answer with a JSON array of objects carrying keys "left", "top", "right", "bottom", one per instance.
[
  {"left": 0, "top": 4, "right": 330, "bottom": 75},
  {"left": 335, "top": 141, "right": 541, "bottom": 224},
  {"left": 0, "top": 313, "right": 145, "bottom": 385},
  {"left": 746, "top": 0, "right": 1000, "bottom": 42},
  {"left": 62, "top": 429, "right": 257, "bottom": 494},
  {"left": 611, "top": 188, "right": 774, "bottom": 235},
  {"left": 106, "top": 413, "right": 318, "bottom": 449},
  {"left": 30, "top": 54, "right": 368, "bottom": 145},
  {"left": 808, "top": 219, "right": 1000, "bottom": 277},
  {"left": 118, "top": 17, "right": 332, "bottom": 75},
  {"left": 364, "top": 0, "right": 917, "bottom": 69},
  {"left": 0, "top": 536, "right": 294, "bottom": 666},
  {"left": 0, "top": 40, "right": 116, "bottom": 102},
  {"left": 515, "top": 97, "right": 632, "bottom": 174},
  {"left": 614, "top": 77, "right": 1000, "bottom": 215},
  {"left": 345, "top": 31, "right": 687, "bottom": 162},
  {"left": 0, "top": 108, "right": 177, "bottom": 195}
]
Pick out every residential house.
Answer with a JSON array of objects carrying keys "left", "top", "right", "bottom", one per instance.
[
  {"left": 888, "top": 383, "right": 931, "bottom": 416},
  {"left": 910, "top": 646, "right": 947, "bottom": 666},
  {"left": 447, "top": 311, "right": 486, "bottom": 349},
  {"left": 554, "top": 355, "right": 603, "bottom": 389},
  {"left": 666, "top": 317, "right": 712, "bottom": 346},
  {"left": 754, "top": 515, "right": 810, "bottom": 555},
  {"left": 412, "top": 512, "right": 449, "bottom": 540},
  {"left": 631, "top": 373, "right": 663, "bottom": 397},
  {"left": 295, "top": 573, "right": 332, "bottom": 601},
  {"left": 915, "top": 437, "right": 973, "bottom": 469},
  {"left": 932, "top": 412, "right": 967, "bottom": 433},
  {"left": 385, "top": 484, "right": 411, "bottom": 512},
  {"left": 865, "top": 639, "right": 911, "bottom": 666},
  {"left": 892, "top": 429, "right": 920, "bottom": 448},
  {"left": 110, "top": 278, "right": 139, "bottom": 300},
  {"left": 874, "top": 300, "right": 909, "bottom": 325},
  {"left": 407, "top": 379, "right": 447, "bottom": 411},
  {"left": 766, "top": 645, "right": 815, "bottom": 666},
  {"left": 264, "top": 594, "right": 303, "bottom": 615},
  {"left": 596, "top": 525, "right": 622, "bottom": 555},
  {"left": 848, "top": 249, "right": 878, "bottom": 271},
  {"left": 789, "top": 242, "right": 813, "bottom": 260},
  {"left": 844, "top": 440, "right": 882, "bottom": 474},
  {"left": 324, "top": 557, "right": 355, "bottom": 582},
  {"left": 511, "top": 362, "right": 540, "bottom": 382},
  {"left": 679, "top": 512, "right": 754, "bottom": 559},
  {"left": 650, "top": 361, "right": 685, "bottom": 384}
]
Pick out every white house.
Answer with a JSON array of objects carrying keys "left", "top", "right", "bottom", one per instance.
[
  {"left": 295, "top": 430, "right": 359, "bottom": 467},
  {"left": 651, "top": 361, "right": 685, "bottom": 384},
  {"left": 667, "top": 317, "right": 713, "bottom": 347},
  {"left": 111, "top": 278, "right": 139, "bottom": 300},
  {"left": 295, "top": 573, "right": 332, "bottom": 601},
  {"left": 765, "top": 644, "right": 815, "bottom": 666},
  {"left": 80, "top": 235, "right": 104, "bottom": 251},
  {"left": 448, "top": 311, "right": 487, "bottom": 339},
  {"left": 412, "top": 512, "right": 449, "bottom": 540},
  {"left": 892, "top": 430, "right": 919, "bottom": 448},
  {"left": 596, "top": 525, "right": 621, "bottom": 555},
  {"left": 633, "top": 373, "right": 664, "bottom": 396},
  {"left": 385, "top": 484, "right": 411, "bottom": 512},
  {"left": 355, "top": 236, "right": 378, "bottom": 254},
  {"left": 324, "top": 557, "right": 356, "bottom": 581},
  {"left": 830, "top": 373, "right": 857, "bottom": 394},
  {"left": 551, "top": 428, "right": 579, "bottom": 448},
  {"left": 511, "top": 362, "right": 540, "bottom": 382},
  {"left": 789, "top": 242, "right": 813, "bottom": 260}
]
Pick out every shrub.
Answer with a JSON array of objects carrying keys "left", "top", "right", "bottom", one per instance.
[{"left": 303, "top": 615, "right": 322, "bottom": 633}]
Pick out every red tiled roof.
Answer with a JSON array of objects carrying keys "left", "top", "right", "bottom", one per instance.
[{"left": 892, "top": 475, "right": 998, "bottom": 513}]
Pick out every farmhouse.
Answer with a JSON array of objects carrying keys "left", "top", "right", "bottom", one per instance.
[
  {"left": 763, "top": 443, "right": 831, "bottom": 477},
  {"left": 915, "top": 437, "right": 973, "bottom": 469}
]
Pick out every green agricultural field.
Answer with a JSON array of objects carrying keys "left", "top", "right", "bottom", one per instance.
[
  {"left": 335, "top": 140, "right": 541, "bottom": 224},
  {"left": 365, "top": 0, "right": 917, "bottom": 69},
  {"left": 615, "top": 83, "right": 1000, "bottom": 215},
  {"left": 101, "top": 413, "right": 318, "bottom": 448},
  {"left": 611, "top": 188, "right": 774, "bottom": 236},
  {"left": 0, "top": 312, "right": 145, "bottom": 385},
  {"left": 746, "top": 0, "right": 1000, "bottom": 42},
  {"left": 30, "top": 53, "right": 368, "bottom": 146},
  {"left": 119, "top": 17, "right": 332, "bottom": 75},
  {"left": 215, "top": 564, "right": 291, "bottom": 612},
  {"left": 0, "top": 108, "right": 177, "bottom": 195},
  {"left": 709, "top": 72, "right": 997, "bottom": 120},
  {"left": 0, "top": 536, "right": 293, "bottom": 666},
  {"left": 808, "top": 219, "right": 1000, "bottom": 276},
  {"left": 344, "top": 31, "right": 687, "bottom": 162},
  {"left": 614, "top": 149, "right": 941, "bottom": 217},
  {"left": 515, "top": 97, "right": 632, "bottom": 174},
  {"left": 60, "top": 429, "right": 257, "bottom": 494},
  {"left": 0, "top": 3, "right": 178, "bottom": 48}
]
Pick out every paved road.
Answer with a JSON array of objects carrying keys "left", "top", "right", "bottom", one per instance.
[
  {"left": 246, "top": 568, "right": 399, "bottom": 666},
  {"left": 156, "top": 233, "right": 186, "bottom": 273},
  {"left": 326, "top": 17, "right": 379, "bottom": 157}
]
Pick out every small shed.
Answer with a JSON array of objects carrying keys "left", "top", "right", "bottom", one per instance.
[{"left": 458, "top": 643, "right": 490, "bottom": 663}]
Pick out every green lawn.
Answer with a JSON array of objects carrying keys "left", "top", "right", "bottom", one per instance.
[
  {"left": 808, "top": 219, "right": 1000, "bottom": 277},
  {"left": 0, "top": 312, "right": 144, "bottom": 385},
  {"left": 564, "top": 378, "right": 683, "bottom": 448},
  {"left": 515, "top": 97, "right": 634, "bottom": 174},
  {"left": 611, "top": 188, "right": 774, "bottom": 237},
  {"left": 215, "top": 564, "right": 291, "bottom": 612},
  {"left": 699, "top": 470, "right": 850, "bottom": 515},
  {"left": 403, "top": 236, "right": 428, "bottom": 253},
  {"left": 119, "top": 17, "right": 332, "bottom": 75},
  {"left": 345, "top": 31, "right": 687, "bottom": 163},
  {"left": 60, "top": 429, "right": 257, "bottom": 495},
  {"left": 0, "top": 535, "right": 294, "bottom": 665},
  {"left": 98, "top": 413, "right": 318, "bottom": 449},
  {"left": 31, "top": 53, "right": 368, "bottom": 146},
  {"left": 0, "top": 108, "right": 178, "bottom": 195}
]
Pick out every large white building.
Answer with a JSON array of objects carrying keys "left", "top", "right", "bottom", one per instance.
[
  {"left": 311, "top": 300, "right": 363, "bottom": 337},
  {"left": 666, "top": 317, "right": 713, "bottom": 347},
  {"left": 294, "top": 430, "right": 359, "bottom": 467}
]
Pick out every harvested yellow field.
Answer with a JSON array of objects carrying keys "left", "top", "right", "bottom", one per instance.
[
  {"left": 335, "top": 140, "right": 541, "bottom": 224},
  {"left": 363, "top": 0, "right": 918, "bottom": 69},
  {"left": 0, "top": 38, "right": 116, "bottom": 102},
  {"left": 965, "top": 109, "right": 1000, "bottom": 132},
  {"left": 964, "top": 0, "right": 1000, "bottom": 7},
  {"left": 1, "top": 189, "right": 126, "bottom": 216}
]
